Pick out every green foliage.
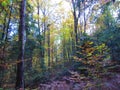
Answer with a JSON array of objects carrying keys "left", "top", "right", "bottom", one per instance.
[
  {"left": 0, "top": 88, "right": 3, "bottom": 90},
  {"left": 1, "top": 0, "right": 10, "bottom": 7},
  {"left": 25, "top": 69, "right": 51, "bottom": 89},
  {"left": 94, "top": 5, "right": 120, "bottom": 62},
  {"left": 75, "top": 35, "right": 109, "bottom": 78}
]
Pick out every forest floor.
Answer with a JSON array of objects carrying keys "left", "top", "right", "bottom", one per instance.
[
  {"left": 2, "top": 63, "right": 120, "bottom": 90},
  {"left": 35, "top": 64, "right": 120, "bottom": 90},
  {"left": 37, "top": 73, "right": 120, "bottom": 90}
]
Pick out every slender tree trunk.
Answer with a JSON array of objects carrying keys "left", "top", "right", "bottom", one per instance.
[
  {"left": 55, "top": 47, "right": 58, "bottom": 64},
  {"left": 5, "top": 3, "right": 13, "bottom": 41},
  {"left": 72, "top": 0, "right": 79, "bottom": 45},
  {"left": 83, "top": 1, "right": 86, "bottom": 33},
  {"left": 48, "top": 26, "right": 50, "bottom": 67},
  {"left": 37, "top": 2, "right": 45, "bottom": 70},
  {"left": 37, "top": 1, "right": 40, "bottom": 35},
  {"left": 51, "top": 45, "right": 54, "bottom": 66},
  {"left": 63, "top": 37, "right": 66, "bottom": 67},
  {"left": 74, "top": 17, "right": 78, "bottom": 44},
  {"left": 41, "top": 13, "right": 46, "bottom": 70},
  {"left": 16, "top": 0, "right": 26, "bottom": 89},
  {"left": 2, "top": 15, "right": 7, "bottom": 41}
]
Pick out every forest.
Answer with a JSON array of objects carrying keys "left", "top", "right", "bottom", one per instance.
[{"left": 0, "top": 0, "right": 120, "bottom": 90}]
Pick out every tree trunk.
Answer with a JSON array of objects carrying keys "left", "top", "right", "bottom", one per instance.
[
  {"left": 72, "top": 0, "right": 79, "bottom": 45},
  {"left": 83, "top": 1, "right": 86, "bottom": 33},
  {"left": 51, "top": 45, "right": 54, "bottom": 66},
  {"left": 16, "top": 0, "right": 26, "bottom": 89},
  {"left": 2, "top": 15, "right": 7, "bottom": 41},
  {"left": 5, "top": 2, "right": 13, "bottom": 41},
  {"left": 37, "top": 2, "right": 45, "bottom": 70},
  {"left": 37, "top": 1, "right": 40, "bottom": 35},
  {"left": 48, "top": 26, "right": 50, "bottom": 67},
  {"left": 74, "top": 17, "right": 78, "bottom": 44}
]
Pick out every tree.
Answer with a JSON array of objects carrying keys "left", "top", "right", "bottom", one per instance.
[
  {"left": 93, "top": 3, "right": 120, "bottom": 62},
  {"left": 16, "top": 0, "right": 26, "bottom": 89},
  {"left": 71, "top": 0, "right": 81, "bottom": 44},
  {"left": 47, "top": 24, "right": 51, "bottom": 67}
]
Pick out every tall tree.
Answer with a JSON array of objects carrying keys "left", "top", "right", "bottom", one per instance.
[
  {"left": 71, "top": 0, "right": 81, "bottom": 44},
  {"left": 16, "top": 0, "right": 26, "bottom": 89},
  {"left": 47, "top": 24, "right": 51, "bottom": 67}
]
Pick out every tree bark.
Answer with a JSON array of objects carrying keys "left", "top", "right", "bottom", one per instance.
[
  {"left": 72, "top": 0, "right": 80, "bottom": 45},
  {"left": 16, "top": 0, "right": 26, "bottom": 89},
  {"left": 83, "top": 1, "right": 86, "bottom": 33},
  {"left": 37, "top": 1, "right": 41, "bottom": 35},
  {"left": 2, "top": 15, "right": 7, "bottom": 41},
  {"left": 47, "top": 25, "right": 51, "bottom": 67},
  {"left": 74, "top": 17, "right": 78, "bottom": 44}
]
